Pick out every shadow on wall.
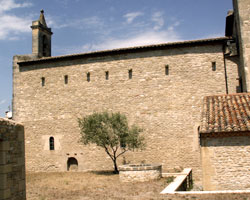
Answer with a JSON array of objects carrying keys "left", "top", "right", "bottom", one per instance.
[{"left": 200, "top": 136, "right": 250, "bottom": 147}]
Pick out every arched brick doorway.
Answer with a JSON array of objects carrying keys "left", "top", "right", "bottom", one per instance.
[{"left": 67, "top": 157, "right": 78, "bottom": 171}]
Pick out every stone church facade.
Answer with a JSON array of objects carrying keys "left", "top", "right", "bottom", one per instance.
[{"left": 12, "top": 0, "right": 250, "bottom": 186}]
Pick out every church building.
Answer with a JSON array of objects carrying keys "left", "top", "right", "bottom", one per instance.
[{"left": 12, "top": 0, "right": 250, "bottom": 190}]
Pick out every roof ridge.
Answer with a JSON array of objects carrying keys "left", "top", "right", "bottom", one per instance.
[{"left": 18, "top": 37, "right": 229, "bottom": 65}]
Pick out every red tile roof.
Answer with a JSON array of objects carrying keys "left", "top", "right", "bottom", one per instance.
[
  {"left": 200, "top": 93, "right": 250, "bottom": 137},
  {"left": 18, "top": 37, "right": 229, "bottom": 66}
]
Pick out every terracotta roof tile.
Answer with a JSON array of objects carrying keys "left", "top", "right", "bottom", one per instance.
[
  {"left": 18, "top": 37, "right": 229, "bottom": 65},
  {"left": 200, "top": 93, "right": 250, "bottom": 136}
]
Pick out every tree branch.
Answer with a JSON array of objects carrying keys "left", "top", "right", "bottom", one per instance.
[
  {"left": 116, "top": 149, "right": 128, "bottom": 158},
  {"left": 104, "top": 145, "right": 114, "bottom": 161},
  {"left": 113, "top": 145, "right": 119, "bottom": 155}
]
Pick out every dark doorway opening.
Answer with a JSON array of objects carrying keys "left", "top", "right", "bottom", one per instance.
[{"left": 67, "top": 157, "right": 78, "bottom": 171}]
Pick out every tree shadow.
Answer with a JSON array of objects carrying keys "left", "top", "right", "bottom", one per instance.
[{"left": 90, "top": 170, "right": 117, "bottom": 176}]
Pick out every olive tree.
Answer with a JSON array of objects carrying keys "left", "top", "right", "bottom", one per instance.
[{"left": 78, "top": 112, "right": 145, "bottom": 173}]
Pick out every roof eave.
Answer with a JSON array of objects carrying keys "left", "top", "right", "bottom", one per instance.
[
  {"left": 200, "top": 130, "right": 250, "bottom": 138},
  {"left": 18, "top": 37, "right": 229, "bottom": 66}
]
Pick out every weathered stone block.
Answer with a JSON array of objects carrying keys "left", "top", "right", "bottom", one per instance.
[
  {"left": 0, "top": 165, "right": 11, "bottom": 174},
  {"left": 0, "top": 174, "right": 8, "bottom": 190},
  {"left": 0, "top": 188, "right": 10, "bottom": 200},
  {"left": 0, "top": 142, "right": 10, "bottom": 151},
  {"left": 0, "top": 152, "right": 6, "bottom": 165}
]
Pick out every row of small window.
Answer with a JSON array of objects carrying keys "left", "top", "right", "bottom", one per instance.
[{"left": 41, "top": 62, "right": 216, "bottom": 86}]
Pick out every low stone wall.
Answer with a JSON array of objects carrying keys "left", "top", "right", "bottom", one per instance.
[
  {"left": 0, "top": 118, "right": 26, "bottom": 200},
  {"left": 162, "top": 190, "right": 250, "bottom": 200},
  {"left": 119, "top": 164, "right": 162, "bottom": 182},
  {"left": 161, "top": 168, "right": 193, "bottom": 193}
]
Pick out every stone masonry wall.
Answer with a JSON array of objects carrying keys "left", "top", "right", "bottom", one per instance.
[
  {"left": 226, "top": 56, "right": 241, "bottom": 93},
  {"left": 0, "top": 118, "right": 26, "bottom": 200},
  {"left": 234, "top": 0, "right": 250, "bottom": 92},
  {"left": 13, "top": 43, "right": 239, "bottom": 184},
  {"left": 201, "top": 136, "right": 250, "bottom": 190},
  {"left": 162, "top": 191, "right": 250, "bottom": 200},
  {"left": 119, "top": 164, "right": 162, "bottom": 182}
]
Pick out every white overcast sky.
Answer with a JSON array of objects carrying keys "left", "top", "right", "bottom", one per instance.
[{"left": 0, "top": 0, "right": 233, "bottom": 117}]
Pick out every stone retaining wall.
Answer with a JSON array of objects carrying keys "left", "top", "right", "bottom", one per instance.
[
  {"left": 161, "top": 168, "right": 192, "bottom": 193},
  {"left": 0, "top": 118, "right": 26, "bottom": 200},
  {"left": 119, "top": 164, "right": 162, "bottom": 182},
  {"left": 162, "top": 190, "right": 250, "bottom": 200}
]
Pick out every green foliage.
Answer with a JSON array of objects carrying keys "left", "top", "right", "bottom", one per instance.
[
  {"left": 165, "top": 176, "right": 174, "bottom": 184},
  {"left": 78, "top": 111, "right": 145, "bottom": 173}
]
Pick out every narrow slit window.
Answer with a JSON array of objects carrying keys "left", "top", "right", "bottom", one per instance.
[
  {"left": 105, "top": 71, "right": 109, "bottom": 80},
  {"left": 165, "top": 65, "right": 169, "bottom": 75},
  {"left": 49, "top": 137, "right": 54, "bottom": 150},
  {"left": 42, "top": 35, "right": 47, "bottom": 57},
  {"left": 212, "top": 62, "right": 216, "bottom": 71},
  {"left": 64, "top": 75, "right": 68, "bottom": 84},
  {"left": 128, "top": 69, "right": 132, "bottom": 79},
  {"left": 41, "top": 77, "right": 45, "bottom": 86},
  {"left": 87, "top": 72, "right": 90, "bottom": 82}
]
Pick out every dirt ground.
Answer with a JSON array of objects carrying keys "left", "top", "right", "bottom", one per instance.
[{"left": 26, "top": 171, "right": 172, "bottom": 200}]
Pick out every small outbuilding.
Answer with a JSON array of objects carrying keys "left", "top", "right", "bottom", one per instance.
[{"left": 199, "top": 93, "right": 250, "bottom": 190}]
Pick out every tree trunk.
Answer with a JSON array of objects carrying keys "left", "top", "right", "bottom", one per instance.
[{"left": 113, "top": 158, "right": 119, "bottom": 174}]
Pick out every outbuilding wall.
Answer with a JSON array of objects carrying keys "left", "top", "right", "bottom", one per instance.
[
  {"left": 201, "top": 135, "right": 250, "bottom": 190},
  {"left": 0, "top": 118, "right": 26, "bottom": 200}
]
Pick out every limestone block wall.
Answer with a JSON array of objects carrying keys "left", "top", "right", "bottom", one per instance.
[
  {"left": 233, "top": 0, "right": 250, "bottom": 92},
  {"left": 13, "top": 42, "right": 239, "bottom": 183},
  {"left": 119, "top": 164, "right": 162, "bottom": 182},
  {"left": 0, "top": 118, "right": 26, "bottom": 200},
  {"left": 201, "top": 135, "right": 250, "bottom": 190},
  {"left": 226, "top": 56, "right": 241, "bottom": 93},
  {"left": 162, "top": 191, "right": 250, "bottom": 200}
]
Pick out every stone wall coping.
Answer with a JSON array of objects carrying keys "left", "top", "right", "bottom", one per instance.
[
  {"left": 119, "top": 164, "right": 162, "bottom": 171},
  {"left": 162, "top": 173, "right": 180, "bottom": 177},
  {"left": 0, "top": 118, "right": 23, "bottom": 127},
  {"left": 162, "top": 168, "right": 192, "bottom": 177},
  {"left": 161, "top": 175, "right": 187, "bottom": 194},
  {"left": 162, "top": 190, "right": 250, "bottom": 195}
]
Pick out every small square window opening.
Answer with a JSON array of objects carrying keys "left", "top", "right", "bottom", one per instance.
[
  {"left": 41, "top": 77, "right": 45, "bottom": 86},
  {"left": 105, "top": 71, "right": 109, "bottom": 80},
  {"left": 128, "top": 69, "right": 132, "bottom": 79},
  {"left": 64, "top": 75, "right": 68, "bottom": 84},
  {"left": 165, "top": 65, "right": 169, "bottom": 75},
  {"left": 212, "top": 62, "right": 216, "bottom": 71},
  {"left": 87, "top": 72, "right": 90, "bottom": 82}
]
